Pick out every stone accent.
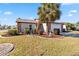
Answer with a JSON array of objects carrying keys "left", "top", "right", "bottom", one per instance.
[{"left": 0, "top": 43, "right": 14, "bottom": 56}]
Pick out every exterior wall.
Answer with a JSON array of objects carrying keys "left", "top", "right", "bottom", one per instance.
[
  {"left": 76, "top": 25, "right": 79, "bottom": 30},
  {"left": 19, "top": 23, "right": 36, "bottom": 33},
  {"left": 17, "top": 22, "right": 63, "bottom": 33},
  {"left": 42, "top": 23, "right": 62, "bottom": 33},
  {"left": 21, "top": 23, "right": 29, "bottom": 33},
  {"left": 17, "top": 23, "right": 22, "bottom": 33},
  {"left": 51, "top": 23, "right": 62, "bottom": 33},
  {"left": 42, "top": 23, "right": 47, "bottom": 33}
]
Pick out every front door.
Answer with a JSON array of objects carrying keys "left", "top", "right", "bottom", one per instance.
[{"left": 29, "top": 25, "right": 32, "bottom": 34}]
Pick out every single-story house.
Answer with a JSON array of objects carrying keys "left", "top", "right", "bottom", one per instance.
[{"left": 16, "top": 18, "right": 67, "bottom": 34}]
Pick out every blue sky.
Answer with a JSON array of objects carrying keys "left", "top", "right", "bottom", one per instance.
[
  {"left": 59, "top": 3, "right": 79, "bottom": 23},
  {"left": 0, "top": 3, "right": 79, "bottom": 25}
]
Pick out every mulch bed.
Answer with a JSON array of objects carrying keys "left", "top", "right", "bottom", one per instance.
[
  {"left": 40, "top": 34, "right": 63, "bottom": 38},
  {"left": 2, "top": 34, "right": 12, "bottom": 37},
  {"left": 1, "top": 33, "right": 63, "bottom": 39},
  {"left": 1, "top": 34, "right": 23, "bottom": 37}
]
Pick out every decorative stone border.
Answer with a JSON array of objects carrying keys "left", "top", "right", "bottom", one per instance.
[{"left": 0, "top": 43, "right": 14, "bottom": 56}]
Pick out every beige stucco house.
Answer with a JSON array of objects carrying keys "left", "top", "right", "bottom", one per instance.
[{"left": 16, "top": 18, "right": 67, "bottom": 34}]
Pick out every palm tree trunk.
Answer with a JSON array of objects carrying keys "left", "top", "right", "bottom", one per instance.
[
  {"left": 36, "top": 22, "right": 40, "bottom": 34},
  {"left": 46, "top": 22, "right": 49, "bottom": 35},
  {"left": 46, "top": 22, "right": 51, "bottom": 35},
  {"left": 36, "top": 20, "right": 41, "bottom": 35}
]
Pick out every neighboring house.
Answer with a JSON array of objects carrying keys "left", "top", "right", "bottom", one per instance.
[
  {"left": 76, "top": 24, "right": 79, "bottom": 30},
  {"left": 16, "top": 18, "right": 67, "bottom": 34}
]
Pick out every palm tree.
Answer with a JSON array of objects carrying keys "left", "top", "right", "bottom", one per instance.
[{"left": 37, "top": 3, "right": 61, "bottom": 35}]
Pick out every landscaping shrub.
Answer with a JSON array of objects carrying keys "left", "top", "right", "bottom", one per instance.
[
  {"left": 54, "top": 29, "right": 60, "bottom": 35},
  {"left": 71, "top": 26, "right": 76, "bottom": 30},
  {"left": 33, "top": 29, "right": 37, "bottom": 34},
  {"left": 8, "top": 29, "right": 18, "bottom": 35},
  {"left": 24, "top": 28, "right": 30, "bottom": 34}
]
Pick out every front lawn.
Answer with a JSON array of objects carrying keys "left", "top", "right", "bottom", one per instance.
[
  {"left": 69, "top": 31, "right": 79, "bottom": 34},
  {"left": 0, "top": 34, "right": 79, "bottom": 56},
  {"left": 0, "top": 30, "right": 8, "bottom": 35}
]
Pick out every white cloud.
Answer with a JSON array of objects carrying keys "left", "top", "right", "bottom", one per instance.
[
  {"left": 69, "top": 10, "right": 77, "bottom": 13},
  {"left": 68, "top": 13, "right": 73, "bottom": 16},
  {"left": 4, "top": 11, "right": 13, "bottom": 15},
  {"left": 68, "top": 9, "right": 77, "bottom": 17},
  {"left": 61, "top": 3, "right": 73, "bottom": 5}
]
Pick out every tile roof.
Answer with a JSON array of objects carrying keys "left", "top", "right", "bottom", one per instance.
[
  {"left": 16, "top": 18, "right": 64, "bottom": 24},
  {"left": 16, "top": 18, "right": 38, "bottom": 24}
]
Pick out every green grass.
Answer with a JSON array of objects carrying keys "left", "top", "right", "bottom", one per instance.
[
  {"left": 69, "top": 31, "right": 79, "bottom": 34},
  {"left": 0, "top": 34, "right": 79, "bottom": 56},
  {"left": 0, "top": 30, "right": 79, "bottom": 56},
  {"left": 0, "top": 30, "right": 8, "bottom": 35}
]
